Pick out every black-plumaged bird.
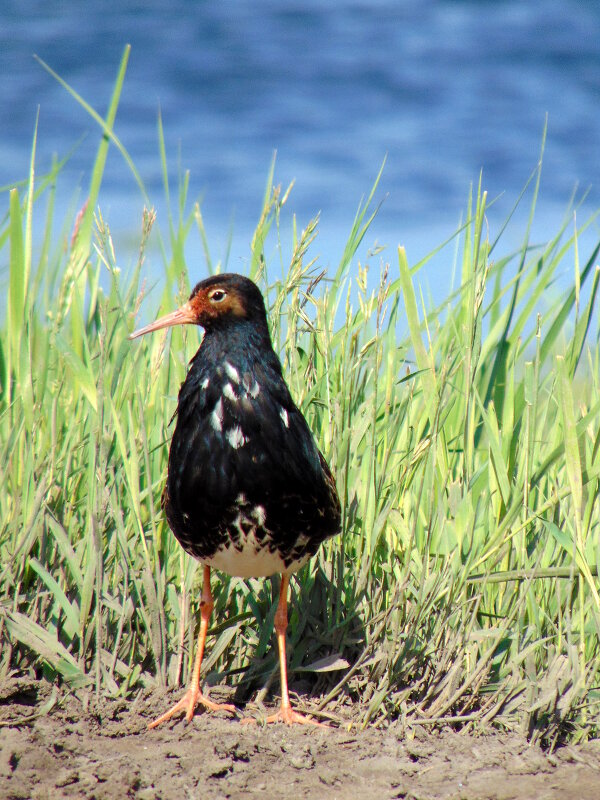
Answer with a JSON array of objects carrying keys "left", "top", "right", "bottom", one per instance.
[{"left": 129, "top": 273, "right": 341, "bottom": 726}]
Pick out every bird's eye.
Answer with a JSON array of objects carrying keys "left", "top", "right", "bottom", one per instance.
[{"left": 209, "top": 289, "right": 227, "bottom": 303}]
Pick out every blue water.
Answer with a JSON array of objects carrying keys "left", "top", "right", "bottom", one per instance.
[{"left": 2, "top": 1, "right": 600, "bottom": 290}]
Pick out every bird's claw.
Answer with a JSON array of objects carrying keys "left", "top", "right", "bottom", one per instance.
[
  {"left": 241, "top": 704, "right": 326, "bottom": 727},
  {"left": 148, "top": 687, "right": 237, "bottom": 729}
]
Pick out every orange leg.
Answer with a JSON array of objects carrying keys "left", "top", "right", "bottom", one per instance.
[
  {"left": 245, "top": 574, "right": 324, "bottom": 726},
  {"left": 148, "top": 565, "right": 237, "bottom": 729}
]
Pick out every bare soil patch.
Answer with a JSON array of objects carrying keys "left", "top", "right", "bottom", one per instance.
[{"left": 1, "top": 677, "right": 599, "bottom": 800}]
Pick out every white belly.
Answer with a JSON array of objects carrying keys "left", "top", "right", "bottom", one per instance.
[{"left": 204, "top": 532, "right": 310, "bottom": 578}]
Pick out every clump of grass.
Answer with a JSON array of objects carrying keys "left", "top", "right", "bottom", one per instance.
[{"left": 1, "top": 49, "right": 599, "bottom": 748}]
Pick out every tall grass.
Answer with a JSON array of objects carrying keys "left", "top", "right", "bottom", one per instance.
[{"left": 1, "top": 51, "right": 600, "bottom": 748}]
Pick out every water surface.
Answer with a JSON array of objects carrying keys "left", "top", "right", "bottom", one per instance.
[{"left": 1, "top": 1, "right": 599, "bottom": 290}]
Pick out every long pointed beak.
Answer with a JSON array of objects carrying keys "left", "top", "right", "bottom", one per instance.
[{"left": 128, "top": 301, "right": 196, "bottom": 340}]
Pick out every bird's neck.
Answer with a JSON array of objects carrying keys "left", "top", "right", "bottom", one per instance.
[{"left": 197, "top": 319, "right": 277, "bottom": 370}]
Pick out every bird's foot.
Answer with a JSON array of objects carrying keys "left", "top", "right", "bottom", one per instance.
[
  {"left": 148, "top": 686, "right": 237, "bottom": 729},
  {"left": 241, "top": 703, "right": 326, "bottom": 727}
]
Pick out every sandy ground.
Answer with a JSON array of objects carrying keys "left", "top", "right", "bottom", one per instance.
[{"left": 1, "top": 678, "right": 600, "bottom": 800}]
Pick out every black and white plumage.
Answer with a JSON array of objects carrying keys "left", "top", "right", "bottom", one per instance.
[{"left": 130, "top": 273, "right": 341, "bottom": 726}]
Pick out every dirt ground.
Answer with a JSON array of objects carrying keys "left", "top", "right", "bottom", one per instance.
[{"left": 1, "top": 677, "right": 599, "bottom": 800}]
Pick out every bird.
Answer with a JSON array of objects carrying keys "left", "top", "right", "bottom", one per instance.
[{"left": 129, "top": 273, "right": 341, "bottom": 727}]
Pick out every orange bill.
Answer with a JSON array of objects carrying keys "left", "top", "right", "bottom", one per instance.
[{"left": 129, "top": 302, "right": 196, "bottom": 339}]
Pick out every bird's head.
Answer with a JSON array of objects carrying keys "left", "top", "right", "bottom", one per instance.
[{"left": 129, "top": 273, "right": 269, "bottom": 340}]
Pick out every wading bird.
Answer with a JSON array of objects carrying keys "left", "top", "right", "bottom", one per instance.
[{"left": 130, "top": 274, "right": 341, "bottom": 727}]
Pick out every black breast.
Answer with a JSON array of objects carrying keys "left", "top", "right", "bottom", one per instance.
[{"left": 163, "top": 330, "right": 341, "bottom": 575}]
